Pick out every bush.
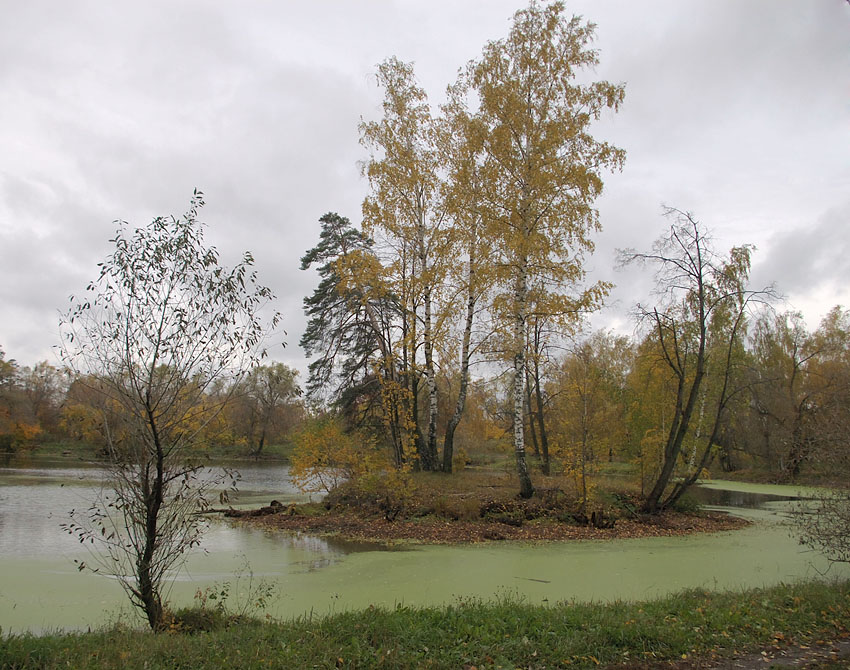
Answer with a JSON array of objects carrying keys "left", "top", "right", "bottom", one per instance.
[
  {"left": 432, "top": 495, "right": 480, "bottom": 521},
  {"left": 168, "top": 606, "right": 232, "bottom": 634},
  {"left": 323, "top": 465, "right": 416, "bottom": 522},
  {"left": 672, "top": 493, "right": 703, "bottom": 515},
  {"left": 357, "top": 467, "right": 416, "bottom": 521},
  {"left": 452, "top": 447, "right": 469, "bottom": 472}
]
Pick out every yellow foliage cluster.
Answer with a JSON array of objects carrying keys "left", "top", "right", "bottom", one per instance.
[
  {"left": 59, "top": 401, "right": 106, "bottom": 446},
  {"left": 0, "top": 406, "right": 42, "bottom": 449},
  {"left": 552, "top": 438, "right": 597, "bottom": 510},
  {"left": 290, "top": 416, "right": 416, "bottom": 519},
  {"left": 290, "top": 419, "right": 388, "bottom": 494}
]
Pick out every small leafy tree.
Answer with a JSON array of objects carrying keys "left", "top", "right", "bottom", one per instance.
[
  {"left": 60, "top": 191, "right": 279, "bottom": 630},
  {"left": 550, "top": 334, "right": 629, "bottom": 510},
  {"left": 289, "top": 418, "right": 369, "bottom": 494},
  {"left": 290, "top": 416, "right": 415, "bottom": 521}
]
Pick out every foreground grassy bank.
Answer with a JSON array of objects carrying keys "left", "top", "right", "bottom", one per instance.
[{"left": 3, "top": 580, "right": 849, "bottom": 669}]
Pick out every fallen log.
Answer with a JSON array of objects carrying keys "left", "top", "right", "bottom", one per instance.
[{"left": 223, "top": 500, "right": 297, "bottom": 518}]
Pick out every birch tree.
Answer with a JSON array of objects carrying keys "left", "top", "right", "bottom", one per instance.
[
  {"left": 360, "top": 58, "right": 448, "bottom": 470},
  {"left": 469, "top": 1, "right": 624, "bottom": 497},
  {"left": 436, "top": 82, "right": 491, "bottom": 472}
]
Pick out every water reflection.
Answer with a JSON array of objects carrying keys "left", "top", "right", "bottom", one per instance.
[
  {"left": 0, "top": 459, "right": 306, "bottom": 561},
  {"left": 690, "top": 485, "right": 799, "bottom": 509}
]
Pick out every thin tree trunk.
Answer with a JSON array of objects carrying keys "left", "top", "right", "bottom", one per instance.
[
  {"left": 513, "top": 261, "right": 534, "bottom": 499},
  {"left": 533, "top": 353, "right": 550, "bottom": 476},
  {"left": 524, "top": 367, "right": 540, "bottom": 460},
  {"left": 443, "top": 254, "right": 476, "bottom": 472},
  {"left": 643, "top": 309, "right": 707, "bottom": 514},
  {"left": 413, "top": 200, "right": 439, "bottom": 472},
  {"left": 423, "top": 284, "right": 438, "bottom": 470},
  {"left": 139, "top": 407, "right": 165, "bottom": 630}
]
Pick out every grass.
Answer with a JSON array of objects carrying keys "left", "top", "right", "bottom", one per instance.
[
  {"left": 201, "top": 440, "right": 296, "bottom": 463},
  {"left": 6, "top": 440, "right": 297, "bottom": 465},
  {"left": 4, "top": 440, "right": 103, "bottom": 461},
  {"left": 3, "top": 580, "right": 849, "bottom": 669}
]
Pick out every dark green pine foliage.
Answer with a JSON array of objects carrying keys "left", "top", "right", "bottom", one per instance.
[{"left": 300, "top": 213, "right": 398, "bottom": 426}]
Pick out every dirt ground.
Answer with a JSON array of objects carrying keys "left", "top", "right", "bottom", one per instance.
[
  {"left": 617, "top": 637, "right": 850, "bottom": 669},
  {"left": 241, "top": 505, "right": 749, "bottom": 544}
]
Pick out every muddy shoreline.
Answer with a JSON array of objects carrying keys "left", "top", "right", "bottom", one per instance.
[{"left": 237, "top": 506, "right": 750, "bottom": 545}]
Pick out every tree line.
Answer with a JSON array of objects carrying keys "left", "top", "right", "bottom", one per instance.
[
  {"left": 4, "top": 1, "right": 848, "bottom": 511},
  {"left": 0, "top": 351, "right": 302, "bottom": 457},
  {"left": 293, "top": 0, "right": 850, "bottom": 512}
]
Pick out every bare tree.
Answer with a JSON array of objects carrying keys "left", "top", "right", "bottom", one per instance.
[
  {"left": 620, "top": 207, "right": 774, "bottom": 513},
  {"left": 60, "top": 190, "right": 279, "bottom": 630}
]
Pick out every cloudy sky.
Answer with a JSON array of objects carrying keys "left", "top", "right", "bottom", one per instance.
[{"left": 1, "top": 0, "right": 848, "bottom": 375}]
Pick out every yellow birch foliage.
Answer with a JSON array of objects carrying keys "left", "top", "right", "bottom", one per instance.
[
  {"left": 552, "top": 436, "right": 597, "bottom": 509},
  {"left": 466, "top": 1, "right": 625, "bottom": 497}
]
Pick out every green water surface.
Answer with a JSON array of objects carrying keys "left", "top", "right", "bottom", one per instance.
[{"left": 0, "top": 467, "right": 845, "bottom": 634}]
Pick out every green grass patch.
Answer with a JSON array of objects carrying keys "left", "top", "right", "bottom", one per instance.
[
  {"left": 3, "top": 580, "right": 849, "bottom": 669},
  {"left": 8, "top": 440, "right": 103, "bottom": 461},
  {"left": 15, "top": 440, "right": 298, "bottom": 465}
]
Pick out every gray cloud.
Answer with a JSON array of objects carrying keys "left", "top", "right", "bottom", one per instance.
[
  {"left": 751, "top": 200, "right": 850, "bottom": 318},
  {"left": 1, "top": 0, "right": 848, "bottom": 372}
]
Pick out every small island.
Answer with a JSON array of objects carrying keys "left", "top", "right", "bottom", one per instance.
[{"left": 226, "top": 465, "right": 749, "bottom": 546}]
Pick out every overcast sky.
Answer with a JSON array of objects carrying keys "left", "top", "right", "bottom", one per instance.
[{"left": 1, "top": 0, "right": 848, "bottom": 375}]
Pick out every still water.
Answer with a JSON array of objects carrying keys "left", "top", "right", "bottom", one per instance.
[{"left": 0, "top": 459, "right": 845, "bottom": 634}]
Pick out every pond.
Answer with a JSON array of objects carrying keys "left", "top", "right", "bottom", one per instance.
[{"left": 0, "top": 458, "right": 846, "bottom": 634}]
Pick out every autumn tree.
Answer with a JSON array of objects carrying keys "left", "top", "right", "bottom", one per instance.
[
  {"left": 0, "top": 348, "right": 50, "bottom": 451},
  {"left": 18, "top": 361, "right": 66, "bottom": 436},
  {"left": 548, "top": 331, "right": 631, "bottom": 507},
  {"left": 523, "top": 306, "right": 563, "bottom": 476},
  {"left": 235, "top": 362, "right": 301, "bottom": 456},
  {"left": 744, "top": 310, "right": 834, "bottom": 479},
  {"left": 620, "top": 207, "right": 772, "bottom": 513},
  {"left": 0, "top": 347, "right": 16, "bottom": 389},
  {"left": 786, "top": 308, "right": 850, "bottom": 563},
  {"left": 550, "top": 341, "right": 601, "bottom": 509},
  {"left": 290, "top": 417, "right": 372, "bottom": 494},
  {"left": 436, "top": 82, "right": 493, "bottom": 473},
  {"left": 0, "top": 347, "right": 21, "bottom": 450},
  {"left": 360, "top": 57, "right": 451, "bottom": 470},
  {"left": 467, "top": 1, "right": 624, "bottom": 497},
  {"left": 60, "top": 191, "right": 279, "bottom": 630}
]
